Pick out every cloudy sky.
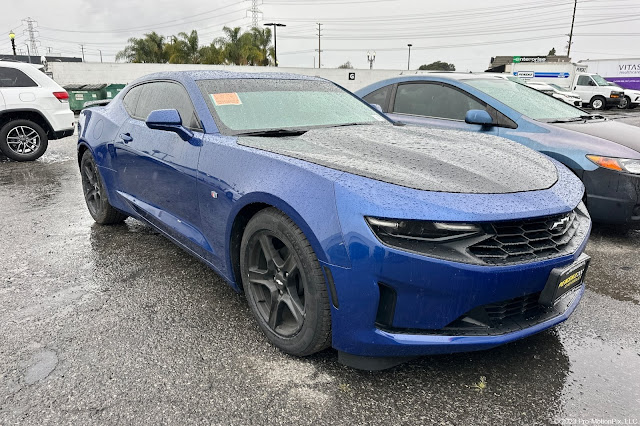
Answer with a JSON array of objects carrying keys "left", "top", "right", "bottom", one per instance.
[{"left": 1, "top": 0, "right": 638, "bottom": 71}]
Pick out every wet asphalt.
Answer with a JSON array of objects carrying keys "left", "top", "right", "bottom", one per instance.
[{"left": 1, "top": 111, "right": 639, "bottom": 425}]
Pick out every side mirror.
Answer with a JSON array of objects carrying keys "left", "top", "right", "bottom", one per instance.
[
  {"left": 146, "top": 109, "right": 194, "bottom": 141},
  {"left": 370, "top": 103, "right": 384, "bottom": 113},
  {"left": 465, "top": 109, "right": 494, "bottom": 126}
]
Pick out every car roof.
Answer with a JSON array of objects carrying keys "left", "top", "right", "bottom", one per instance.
[
  {"left": 132, "top": 70, "right": 326, "bottom": 85},
  {"left": 390, "top": 72, "right": 501, "bottom": 82}
]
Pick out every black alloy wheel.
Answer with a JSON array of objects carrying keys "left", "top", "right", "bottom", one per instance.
[
  {"left": 247, "top": 232, "right": 306, "bottom": 336},
  {"left": 80, "top": 150, "right": 128, "bottom": 225},
  {"left": 240, "top": 208, "right": 331, "bottom": 356}
]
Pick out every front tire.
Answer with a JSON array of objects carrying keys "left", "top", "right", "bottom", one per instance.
[
  {"left": 0, "top": 120, "right": 48, "bottom": 161},
  {"left": 240, "top": 208, "right": 331, "bottom": 356},
  {"left": 80, "top": 150, "right": 128, "bottom": 225},
  {"left": 590, "top": 96, "right": 606, "bottom": 111},
  {"left": 617, "top": 96, "right": 630, "bottom": 109}
]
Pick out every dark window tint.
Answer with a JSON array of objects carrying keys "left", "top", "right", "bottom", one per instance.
[
  {"left": 393, "top": 83, "right": 485, "bottom": 120},
  {"left": 0, "top": 67, "right": 38, "bottom": 87},
  {"left": 135, "top": 81, "right": 200, "bottom": 129},
  {"left": 122, "top": 84, "right": 144, "bottom": 117},
  {"left": 363, "top": 85, "right": 391, "bottom": 111},
  {"left": 576, "top": 75, "right": 592, "bottom": 86}
]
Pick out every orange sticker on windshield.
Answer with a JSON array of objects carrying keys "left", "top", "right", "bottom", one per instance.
[{"left": 211, "top": 93, "right": 242, "bottom": 105}]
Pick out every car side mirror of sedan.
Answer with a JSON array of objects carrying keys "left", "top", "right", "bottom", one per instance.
[
  {"left": 146, "top": 109, "right": 194, "bottom": 141},
  {"left": 465, "top": 109, "right": 494, "bottom": 126},
  {"left": 370, "top": 103, "right": 384, "bottom": 113}
]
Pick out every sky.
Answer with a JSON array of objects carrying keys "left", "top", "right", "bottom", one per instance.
[{"left": 1, "top": 0, "right": 639, "bottom": 71}]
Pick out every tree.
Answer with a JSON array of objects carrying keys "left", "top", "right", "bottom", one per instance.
[
  {"left": 166, "top": 30, "right": 201, "bottom": 64},
  {"left": 217, "top": 26, "right": 245, "bottom": 65},
  {"left": 116, "top": 31, "right": 167, "bottom": 63},
  {"left": 418, "top": 61, "right": 456, "bottom": 71},
  {"left": 250, "top": 27, "right": 273, "bottom": 66},
  {"left": 548, "top": 47, "right": 557, "bottom": 56},
  {"left": 199, "top": 41, "right": 225, "bottom": 65},
  {"left": 338, "top": 61, "right": 354, "bottom": 69}
]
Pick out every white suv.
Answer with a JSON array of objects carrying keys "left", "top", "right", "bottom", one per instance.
[{"left": 0, "top": 60, "right": 74, "bottom": 161}]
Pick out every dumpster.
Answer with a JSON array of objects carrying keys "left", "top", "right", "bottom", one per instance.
[
  {"left": 64, "top": 84, "right": 107, "bottom": 112},
  {"left": 103, "top": 84, "right": 126, "bottom": 100}
]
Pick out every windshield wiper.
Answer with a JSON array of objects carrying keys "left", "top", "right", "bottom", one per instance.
[
  {"left": 236, "top": 128, "right": 308, "bottom": 137},
  {"left": 547, "top": 114, "right": 605, "bottom": 123},
  {"left": 328, "top": 122, "right": 375, "bottom": 128}
]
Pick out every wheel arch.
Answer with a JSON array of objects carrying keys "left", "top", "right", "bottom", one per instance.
[
  {"left": 0, "top": 109, "right": 55, "bottom": 138},
  {"left": 227, "top": 194, "right": 328, "bottom": 291}
]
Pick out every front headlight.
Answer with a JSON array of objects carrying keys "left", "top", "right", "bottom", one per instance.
[
  {"left": 586, "top": 155, "right": 640, "bottom": 174},
  {"left": 365, "top": 217, "right": 486, "bottom": 262}
]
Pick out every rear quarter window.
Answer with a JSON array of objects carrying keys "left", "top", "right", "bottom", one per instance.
[{"left": 0, "top": 67, "right": 38, "bottom": 88}]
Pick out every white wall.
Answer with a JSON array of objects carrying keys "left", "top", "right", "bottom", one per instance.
[{"left": 48, "top": 62, "right": 417, "bottom": 92}]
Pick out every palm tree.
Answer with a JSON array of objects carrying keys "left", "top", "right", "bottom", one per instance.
[
  {"left": 199, "top": 41, "right": 225, "bottom": 65},
  {"left": 116, "top": 31, "right": 167, "bottom": 63},
  {"left": 218, "top": 26, "right": 246, "bottom": 65},
  {"left": 250, "top": 27, "right": 273, "bottom": 66},
  {"left": 166, "top": 30, "right": 201, "bottom": 64}
]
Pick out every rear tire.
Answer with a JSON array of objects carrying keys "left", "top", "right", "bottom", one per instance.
[
  {"left": 80, "top": 150, "right": 128, "bottom": 225},
  {"left": 240, "top": 208, "right": 331, "bottom": 356},
  {"left": 0, "top": 120, "right": 48, "bottom": 161},
  {"left": 590, "top": 96, "right": 606, "bottom": 111}
]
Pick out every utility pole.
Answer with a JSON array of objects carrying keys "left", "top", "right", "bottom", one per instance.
[
  {"left": 22, "top": 17, "right": 39, "bottom": 56},
  {"left": 80, "top": 44, "right": 85, "bottom": 62},
  {"left": 367, "top": 51, "right": 376, "bottom": 70},
  {"left": 25, "top": 43, "right": 31, "bottom": 63},
  {"left": 264, "top": 23, "right": 285, "bottom": 66},
  {"left": 567, "top": 0, "right": 577, "bottom": 57},
  {"left": 98, "top": 49, "right": 103, "bottom": 63},
  {"left": 316, "top": 23, "right": 323, "bottom": 68},
  {"left": 407, "top": 44, "right": 412, "bottom": 70}
]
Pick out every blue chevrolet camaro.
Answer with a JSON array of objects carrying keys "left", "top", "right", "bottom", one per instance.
[
  {"left": 78, "top": 71, "right": 591, "bottom": 369},
  {"left": 356, "top": 74, "right": 640, "bottom": 227}
]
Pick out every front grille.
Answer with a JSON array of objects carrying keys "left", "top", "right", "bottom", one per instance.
[
  {"left": 484, "top": 292, "right": 541, "bottom": 322},
  {"left": 468, "top": 209, "right": 584, "bottom": 265}
]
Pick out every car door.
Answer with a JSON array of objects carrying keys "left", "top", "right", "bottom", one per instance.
[
  {"left": 0, "top": 66, "right": 38, "bottom": 110},
  {"left": 574, "top": 75, "right": 595, "bottom": 104},
  {"left": 112, "top": 80, "right": 205, "bottom": 249},
  {"left": 384, "top": 82, "right": 498, "bottom": 135}
]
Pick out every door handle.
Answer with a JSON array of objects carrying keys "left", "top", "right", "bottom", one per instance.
[{"left": 120, "top": 133, "right": 133, "bottom": 143}]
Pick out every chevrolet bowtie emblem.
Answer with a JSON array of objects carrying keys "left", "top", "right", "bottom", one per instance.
[{"left": 550, "top": 216, "right": 570, "bottom": 231}]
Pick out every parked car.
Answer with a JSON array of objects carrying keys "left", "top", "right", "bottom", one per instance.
[
  {"left": 0, "top": 60, "right": 74, "bottom": 161},
  {"left": 78, "top": 71, "right": 590, "bottom": 369},
  {"left": 356, "top": 74, "right": 640, "bottom": 227},
  {"left": 527, "top": 81, "right": 583, "bottom": 107}
]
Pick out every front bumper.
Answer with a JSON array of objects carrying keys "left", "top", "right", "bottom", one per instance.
[
  {"left": 325, "top": 220, "right": 590, "bottom": 359},
  {"left": 606, "top": 96, "right": 623, "bottom": 107},
  {"left": 582, "top": 167, "right": 640, "bottom": 227}
]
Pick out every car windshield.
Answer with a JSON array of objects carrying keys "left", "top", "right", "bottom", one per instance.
[
  {"left": 591, "top": 74, "right": 611, "bottom": 86},
  {"left": 466, "top": 78, "right": 585, "bottom": 121},
  {"left": 197, "top": 78, "right": 386, "bottom": 135}
]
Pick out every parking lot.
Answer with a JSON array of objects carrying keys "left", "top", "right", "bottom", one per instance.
[{"left": 1, "top": 111, "right": 639, "bottom": 425}]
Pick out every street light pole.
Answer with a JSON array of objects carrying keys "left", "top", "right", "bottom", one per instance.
[
  {"left": 367, "top": 51, "right": 376, "bottom": 70},
  {"left": 264, "top": 23, "right": 286, "bottom": 67},
  {"left": 25, "top": 43, "right": 31, "bottom": 63},
  {"left": 9, "top": 31, "right": 16, "bottom": 56},
  {"left": 98, "top": 49, "right": 103, "bottom": 63},
  {"left": 407, "top": 44, "right": 412, "bottom": 70}
]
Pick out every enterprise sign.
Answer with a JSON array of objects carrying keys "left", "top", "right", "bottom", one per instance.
[{"left": 513, "top": 56, "right": 547, "bottom": 63}]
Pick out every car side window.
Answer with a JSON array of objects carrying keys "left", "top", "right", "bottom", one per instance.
[
  {"left": 0, "top": 67, "right": 38, "bottom": 88},
  {"left": 135, "top": 81, "right": 201, "bottom": 130},
  {"left": 122, "top": 84, "right": 144, "bottom": 117},
  {"left": 393, "top": 83, "right": 485, "bottom": 121},
  {"left": 576, "top": 76, "right": 592, "bottom": 86},
  {"left": 363, "top": 85, "right": 391, "bottom": 112}
]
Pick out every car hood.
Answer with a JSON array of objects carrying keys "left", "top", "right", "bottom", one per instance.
[
  {"left": 551, "top": 119, "right": 640, "bottom": 154},
  {"left": 238, "top": 125, "right": 558, "bottom": 194}
]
